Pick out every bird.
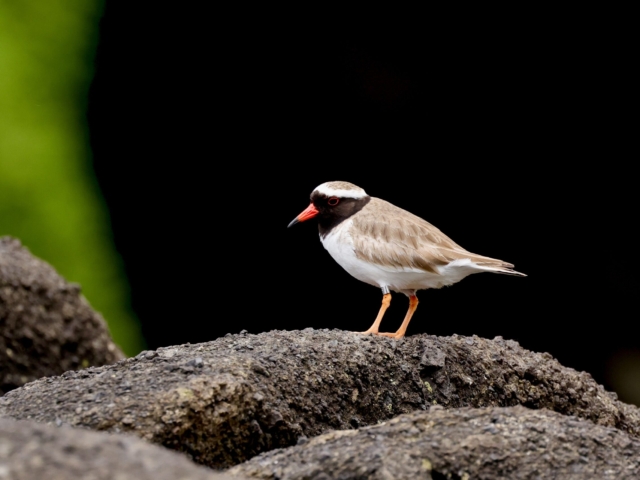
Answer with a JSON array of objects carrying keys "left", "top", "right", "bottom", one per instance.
[{"left": 288, "top": 181, "right": 526, "bottom": 339}]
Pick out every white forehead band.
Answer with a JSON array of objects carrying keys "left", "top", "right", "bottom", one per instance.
[{"left": 314, "top": 184, "right": 368, "bottom": 199}]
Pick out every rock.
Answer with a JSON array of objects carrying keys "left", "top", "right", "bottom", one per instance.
[
  {"left": 0, "top": 416, "right": 245, "bottom": 480},
  {"left": 0, "top": 237, "right": 124, "bottom": 395},
  {"left": 1, "top": 329, "right": 639, "bottom": 469},
  {"left": 405, "top": 333, "right": 640, "bottom": 434},
  {"left": 229, "top": 405, "right": 640, "bottom": 480}
]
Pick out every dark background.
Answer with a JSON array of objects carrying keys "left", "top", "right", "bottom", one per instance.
[{"left": 88, "top": 6, "right": 638, "bottom": 403}]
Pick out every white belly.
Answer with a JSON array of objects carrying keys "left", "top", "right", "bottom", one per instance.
[{"left": 319, "top": 220, "right": 478, "bottom": 293}]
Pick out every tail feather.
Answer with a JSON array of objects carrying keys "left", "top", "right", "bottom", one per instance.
[{"left": 477, "top": 262, "right": 527, "bottom": 277}]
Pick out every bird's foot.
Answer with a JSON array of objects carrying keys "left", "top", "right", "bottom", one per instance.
[
  {"left": 357, "top": 329, "right": 377, "bottom": 335},
  {"left": 377, "top": 332, "right": 405, "bottom": 339}
]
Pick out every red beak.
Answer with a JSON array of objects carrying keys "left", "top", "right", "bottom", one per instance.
[{"left": 287, "top": 203, "right": 319, "bottom": 228}]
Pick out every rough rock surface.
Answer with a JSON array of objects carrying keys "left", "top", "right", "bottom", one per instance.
[
  {"left": 1, "top": 329, "right": 639, "bottom": 469},
  {"left": 0, "top": 237, "right": 124, "bottom": 395},
  {"left": 0, "top": 416, "right": 244, "bottom": 480},
  {"left": 229, "top": 406, "right": 640, "bottom": 480}
]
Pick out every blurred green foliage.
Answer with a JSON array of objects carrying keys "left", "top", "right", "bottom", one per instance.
[{"left": 0, "top": 1, "right": 145, "bottom": 355}]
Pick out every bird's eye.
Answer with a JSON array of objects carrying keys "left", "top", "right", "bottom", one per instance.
[{"left": 328, "top": 197, "right": 340, "bottom": 206}]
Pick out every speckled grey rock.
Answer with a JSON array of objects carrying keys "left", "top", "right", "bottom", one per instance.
[
  {"left": 0, "top": 416, "right": 245, "bottom": 480},
  {"left": 229, "top": 406, "right": 640, "bottom": 480},
  {"left": 1, "top": 329, "right": 639, "bottom": 469},
  {"left": 0, "top": 237, "right": 124, "bottom": 395}
]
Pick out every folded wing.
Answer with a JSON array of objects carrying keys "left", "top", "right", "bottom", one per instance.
[{"left": 351, "top": 198, "right": 524, "bottom": 276}]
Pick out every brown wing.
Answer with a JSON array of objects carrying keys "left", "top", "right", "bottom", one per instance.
[{"left": 351, "top": 198, "right": 516, "bottom": 274}]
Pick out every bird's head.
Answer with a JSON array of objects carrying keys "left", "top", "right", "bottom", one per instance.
[{"left": 288, "top": 181, "right": 370, "bottom": 232}]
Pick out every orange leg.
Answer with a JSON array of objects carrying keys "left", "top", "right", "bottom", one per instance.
[
  {"left": 359, "top": 293, "right": 391, "bottom": 335},
  {"left": 379, "top": 295, "right": 419, "bottom": 339}
]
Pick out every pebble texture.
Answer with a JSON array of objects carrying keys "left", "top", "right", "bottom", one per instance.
[
  {"left": 0, "top": 237, "right": 124, "bottom": 395},
  {"left": 229, "top": 406, "right": 640, "bottom": 480},
  {"left": 1, "top": 329, "right": 639, "bottom": 469},
  {"left": 0, "top": 416, "right": 245, "bottom": 480}
]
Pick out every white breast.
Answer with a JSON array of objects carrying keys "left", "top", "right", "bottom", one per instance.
[
  {"left": 319, "top": 219, "right": 484, "bottom": 293},
  {"left": 320, "top": 219, "right": 380, "bottom": 288}
]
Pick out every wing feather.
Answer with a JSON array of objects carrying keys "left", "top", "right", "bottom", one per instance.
[{"left": 351, "top": 198, "right": 517, "bottom": 274}]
